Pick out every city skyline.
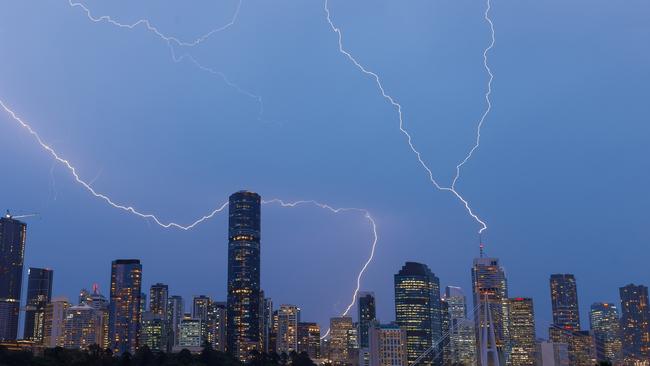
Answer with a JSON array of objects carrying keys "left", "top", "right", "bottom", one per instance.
[{"left": 1, "top": 0, "right": 649, "bottom": 358}]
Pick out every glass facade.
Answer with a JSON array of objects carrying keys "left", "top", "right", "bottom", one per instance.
[
  {"left": 227, "top": 191, "right": 262, "bottom": 359},
  {"left": 0, "top": 215, "right": 26, "bottom": 341},
  {"left": 23, "top": 267, "right": 54, "bottom": 343},
  {"left": 589, "top": 302, "right": 621, "bottom": 363},
  {"left": 394, "top": 262, "right": 442, "bottom": 366},
  {"left": 358, "top": 292, "right": 376, "bottom": 349},
  {"left": 108, "top": 259, "right": 142, "bottom": 354}
]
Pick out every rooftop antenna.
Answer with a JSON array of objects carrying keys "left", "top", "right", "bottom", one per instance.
[{"left": 479, "top": 232, "right": 485, "bottom": 258}]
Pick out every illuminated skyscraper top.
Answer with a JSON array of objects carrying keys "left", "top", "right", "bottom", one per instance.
[
  {"left": 394, "top": 262, "right": 442, "bottom": 366},
  {"left": 227, "top": 191, "right": 262, "bottom": 359},
  {"left": 0, "top": 213, "right": 26, "bottom": 341}
]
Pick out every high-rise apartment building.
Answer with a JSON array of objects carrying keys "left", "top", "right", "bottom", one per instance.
[
  {"left": 43, "top": 297, "right": 70, "bottom": 348},
  {"left": 168, "top": 295, "right": 184, "bottom": 346},
  {"left": 23, "top": 267, "right": 53, "bottom": 343},
  {"left": 64, "top": 303, "right": 104, "bottom": 349},
  {"left": 444, "top": 286, "right": 476, "bottom": 365},
  {"left": 149, "top": 283, "right": 168, "bottom": 318},
  {"left": 207, "top": 301, "right": 227, "bottom": 352},
  {"left": 0, "top": 214, "right": 26, "bottom": 341},
  {"left": 108, "top": 259, "right": 142, "bottom": 354},
  {"left": 329, "top": 316, "right": 357, "bottom": 366},
  {"left": 507, "top": 298, "right": 536, "bottom": 366},
  {"left": 394, "top": 262, "right": 442, "bottom": 366},
  {"left": 276, "top": 304, "right": 300, "bottom": 354},
  {"left": 227, "top": 191, "right": 262, "bottom": 359}
]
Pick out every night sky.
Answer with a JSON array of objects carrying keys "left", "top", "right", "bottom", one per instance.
[{"left": 1, "top": 0, "right": 649, "bottom": 338}]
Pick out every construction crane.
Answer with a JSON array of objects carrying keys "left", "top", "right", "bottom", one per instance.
[{"left": 4, "top": 210, "right": 39, "bottom": 220}]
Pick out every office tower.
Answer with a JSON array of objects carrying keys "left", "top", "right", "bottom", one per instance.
[
  {"left": 444, "top": 286, "right": 476, "bottom": 365},
  {"left": 64, "top": 303, "right": 104, "bottom": 349},
  {"left": 43, "top": 297, "right": 70, "bottom": 348},
  {"left": 208, "top": 301, "right": 227, "bottom": 352},
  {"left": 329, "top": 317, "right": 357, "bottom": 365},
  {"left": 358, "top": 292, "right": 376, "bottom": 349},
  {"left": 276, "top": 304, "right": 300, "bottom": 354},
  {"left": 298, "top": 322, "right": 321, "bottom": 359},
  {"left": 394, "top": 262, "right": 442, "bottom": 366},
  {"left": 262, "top": 297, "right": 274, "bottom": 353},
  {"left": 589, "top": 302, "right": 621, "bottom": 363},
  {"left": 445, "top": 286, "right": 467, "bottom": 321},
  {"left": 369, "top": 323, "right": 408, "bottom": 366},
  {"left": 79, "top": 288, "right": 91, "bottom": 305},
  {"left": 507, "top": 298, "right": 536, "bottom": 366},
  {"left": 149, "top": 283, "right": 168, "bottom": 318},
  {"left": 168, "top": 295, "right": 184, "bottom": 346},
  {"left": 471, "top": 256, "right": 508, "bottom": 366},
  {"left": 108, "top": 259, "right": 143, "bottom": 354},
  {"left": 85, "top": 284, "right": 110, "bottom": 349},
  {"left": 0, "top": 214, "right": 26, "bottom": 341},
  {"left": 178, "top": 317, "right": 202, "bottom": 348},
  {"left": 227, "top": 191, "right": 262, "bottom": 359},
  {"left": 549, "top": 274, "right": 580, "bottom": 330},
  {"left": 619, "top": 284, "right": 650, "bottom": 362},
  {"left": 535, "top": 341, "right": 569, "bottom": 366},
  {"left": 141, "top": 311, "right": 167, "bottom": 352},
  {"left": 23, "top": 267, "right": 54, "bottom": 343}
]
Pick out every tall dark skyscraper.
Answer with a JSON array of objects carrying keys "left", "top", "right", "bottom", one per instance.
[
  {"left": 394, "top": 262, "right": 442, "bottom": 366},
  {"left": 619, "top": 284, "right": 650, "bottom": 361},
  {"left": 149, "top": 283, "right": 168, "bottom": 318},
  {"left": 108, "top": 259, "right": 143, "bottom": 354},
  {"left": 23, "top": 267, "right": 54, "bottom": 342},
  {"left": 0, "top": 214, "right": 26, "bottom": 341},
  {"left": 549, "top": 274, "right": 581, "bottom": 330},
  {"left": 358, "top": 292, "right": 376, "bottom": 349},
  {"left": 227, "top": 191, "right": 262, "bottom": 359}
]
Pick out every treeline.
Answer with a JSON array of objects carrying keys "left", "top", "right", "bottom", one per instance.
[{"left": 0, "top": 343, "right": 319, "bottom": 366}]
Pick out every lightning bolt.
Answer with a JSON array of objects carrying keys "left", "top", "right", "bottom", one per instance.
[
  {"left": 263, "top": 199, "right": 378, "bottom": 339},
  {"left": 323, "top": 0, "right": 494, "bottom": 234},
  {"left": 1, "top": 99, "right": 378, "bottom": 339},
  {"left": 68, "top": 0, "right": 269, "bottom": 123},
  {"left": 452, "top": 0, "right": 495, "bottom": 190}
]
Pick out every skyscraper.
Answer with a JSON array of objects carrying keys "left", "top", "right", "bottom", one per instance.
[
  {"left": 64, "top": 303, "right": 104, "bottom": 350},
  {"left": 0, "top": 214, "right": 26, "bottom": 341},
  {"left": 329, "top": 316, "right": 357, "bottom": 366},
  {"left": 507, "top": 298, "right": 536, "bottom": 366},
  {"left": 140, "top": 311, "right": 167, "bottom": 352},
  {"left": 619, "top": 284, "right": 650, "bottom": 362},
  {"left": 444, "top": 286, "right": 476, "bottom": 366},
  {"left": 549, "top": 274, "right": 580, "bottom": 330},
  {"left": 108, "top": 259, "right": 142, "bottom": 354},
  {"left": 471, "top": 256, "right": 508, "bottom": 365},
  {"left": 23, "top": 267, "right": 54, "bottom": 343},
  {"left": 208, "top": 301, "right": 227, "bottom": 352},
  {"left": 43, "top": 297, "right": 70, "bottom": 348},
  {"left": 262, "top": 297, "right": 274, "bottom": 353},
  {"left": 276, "top": 304, "right": 300, "bottom": 354},
  {"left": 394, "top": 262, "right": 442, "bottom": 366},
  {"left": 358, "top": 292, "right": 376, "bottom": 349},
  {"left": 149, "top": 283, "right": 168, "bottom": 318},
  {"left": 85, "top": 285, "right": 110, "bottom": 349},
  {"left": 168, "top": 295, "right": 184, "bottom": 346},
  {"left": 589, "top": 302, "right": 621, "bottom": 363},
  {"left": 227, "top": 191, "right": 262, "bottom": 359}
]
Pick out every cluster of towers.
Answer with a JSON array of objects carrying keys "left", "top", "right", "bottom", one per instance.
[{"left": 2, "top": 193, "right": 650, "bottom": 366}]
